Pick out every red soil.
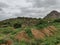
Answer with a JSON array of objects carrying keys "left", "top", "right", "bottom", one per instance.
[
  {"left": 49, "top": 26, "right": 57, "bottom": 31},
  {"left": 6, "top": 40, "right": 13, "bottom": 45},
  {"left": 31, "top": 26, "right": 57, "bottom": 39},
  {"left": 15, "top": 26, "right": 57, "bottom": 41},
  {"left": 47, "top": 27, "right": 55, "bottom": 34},
  {"left": 31, "top": 29, "right": 45, "bottom": 40},
  {"left": 42, "top": 28, "right": 53, "bottom": 36},
  {"left": 15, "top": 31, "right": 30, "bottom": 42}
]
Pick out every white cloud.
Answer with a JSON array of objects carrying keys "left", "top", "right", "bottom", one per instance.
[
  {"left": 0, "top": 0, "right": 32, "bottom": 7},
  {"left": 0, "top": 0, "right": 60, "bottom": 20}
]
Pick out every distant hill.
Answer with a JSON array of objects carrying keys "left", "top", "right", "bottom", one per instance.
[
  {"left": 0, "top": 17, "right": 41, "bottom": 28},
  {"left": 44, "top": 10, "right": 60, "bottom": 20}
]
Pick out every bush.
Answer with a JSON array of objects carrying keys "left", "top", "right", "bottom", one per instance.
[
  {"left": 54, "top": 18, "right": 60, "bottom": 22},
  {"left": 35, "top": 20, "right": 49, "bottom": 29},
  {"left": 0, "top": 27, "right": 14, "bottom": 34},
  {"left": 25, "top": 28, "right": 33, "bottom": 38},
  {"left": 14, "top": 40, "right": 29, "bottom": 45},
  {"left": 36, "top": 24, "right": 47, "bottom": 29},
  {"left": 42, "top": 37, "right": 60, "bottom": 45},
  {"left": 3, "top": 22, "right": 11, "bottom": 27},
  {"left": 13, "top": 23, "right": 21, "bottom": 29},
  {"left": 0, "top": 39, "right": 6, "bottom": 44}
]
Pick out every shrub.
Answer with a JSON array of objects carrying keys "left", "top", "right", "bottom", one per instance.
[
  {"left": 13, "top": 23, "right": 21, "bottom": 29},
  {"left": 42, "top": 37, "right": 60, "bottom": 45},
  {"left": 14, "top": 40, "right": 29, "bottom": 45},
  {"left": 54, "top": 18, "right": 60, "bottom": 22},
  {"left": 25, "top": 28, "right": 33, "bottom": 38},
  {"left": 0, "top": 27, "right": 14, "bottom": 34},
  {"left": 35, "top": 19, "right": 52, "bottom": 29},
  {"left": 0, "top": 39, "right": 6, "bottom": 44},
  {"left": 36, "top": 22, "right": 48, "bottom": 29},
  {"left": 3, "top": 22, "right": 11, "bottom": 27}
]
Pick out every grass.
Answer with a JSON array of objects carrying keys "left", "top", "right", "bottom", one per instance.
[
  {"left": 41, "top": 22, "right": 60, "bottom": 45},
  {"left": 25, "top": 27, "right": 33, "bottom": 38}
]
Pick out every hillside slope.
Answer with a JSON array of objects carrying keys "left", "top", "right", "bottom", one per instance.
[{"left": 0, "top": 10, "right": 60, "bottom": 45}]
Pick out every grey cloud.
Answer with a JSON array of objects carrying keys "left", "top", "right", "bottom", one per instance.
[
  {"left": 0, "top": 8, "right": 3, "bottom": 11},
  {"left": 0, "top": 2, "right": 9, "bottom": 8},
  {"left": 0, "top": 0, "right": 60, "bottom": 20},
  {"left": 0, "top": 2, "right": 10, "bottom": 21},
  {"left": 44, "top": 0, "right": 57, "bottom": 6},
  {"left": 21, "top": 0, "right": 59, "bottom": 18},
  {"left": 27, "top": 0, "right": 57, "bottom": 8},
  {"left": 14, "top": 7, "right": 47, "bottom": 18},
  {"left": 0, "top": 11, "right": 8, "bottom": 20}
]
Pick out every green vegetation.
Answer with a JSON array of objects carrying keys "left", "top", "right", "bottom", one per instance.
[
  {"left": 13, "top": 23, "right": 22, "bottom": 28},
  {"left": 0, "top": 17, "right": 60, "bottom": 45},
  {"left": 0, "top": 39, "right": 6, "bottom": 44},
  {"left": 35, "top": 19, "right": 50, "bottom": 29},
  {"left": 53, "top": 18, "right": 60, "bottom": 23},
  {"left": 25, "top": 27, "right": 33, "bottom": 38}
]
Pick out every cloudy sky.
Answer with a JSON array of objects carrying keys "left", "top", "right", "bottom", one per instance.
[{"left": 0, "top": 0, "right": 60, "bottom": 20}]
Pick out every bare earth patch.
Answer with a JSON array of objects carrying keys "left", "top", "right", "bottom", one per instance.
[
  {"left": 15, "top": 31, "right": 30, "bottom": 42},
  {"left": 31, "top": 29, "right": 45, "bottom": 40},
  {"left": 31, "top": 26, "right": 57, "bottom": 40}
]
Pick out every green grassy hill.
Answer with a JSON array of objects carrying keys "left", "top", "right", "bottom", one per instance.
[{"left": 0, "top": 17, "right": 60, "bottom": 45}]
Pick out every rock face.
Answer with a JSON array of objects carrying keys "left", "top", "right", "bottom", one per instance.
[{"left": 44, "top": 10, "right": 60, "bottom": 19}]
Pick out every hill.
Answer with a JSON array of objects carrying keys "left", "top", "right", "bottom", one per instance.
[
  {"left": 0, "top": 17, "right": 41, "bottom": 28},
  {"left": 44, "top": 10, "right": 60, "bottom": 20},
  {"left": 0, "top": 10, "right": 60, "bottom": 45}
]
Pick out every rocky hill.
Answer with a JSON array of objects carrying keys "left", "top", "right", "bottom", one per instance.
[{"left": 44, "top": 10, "right": 60, "bottom": 19}]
